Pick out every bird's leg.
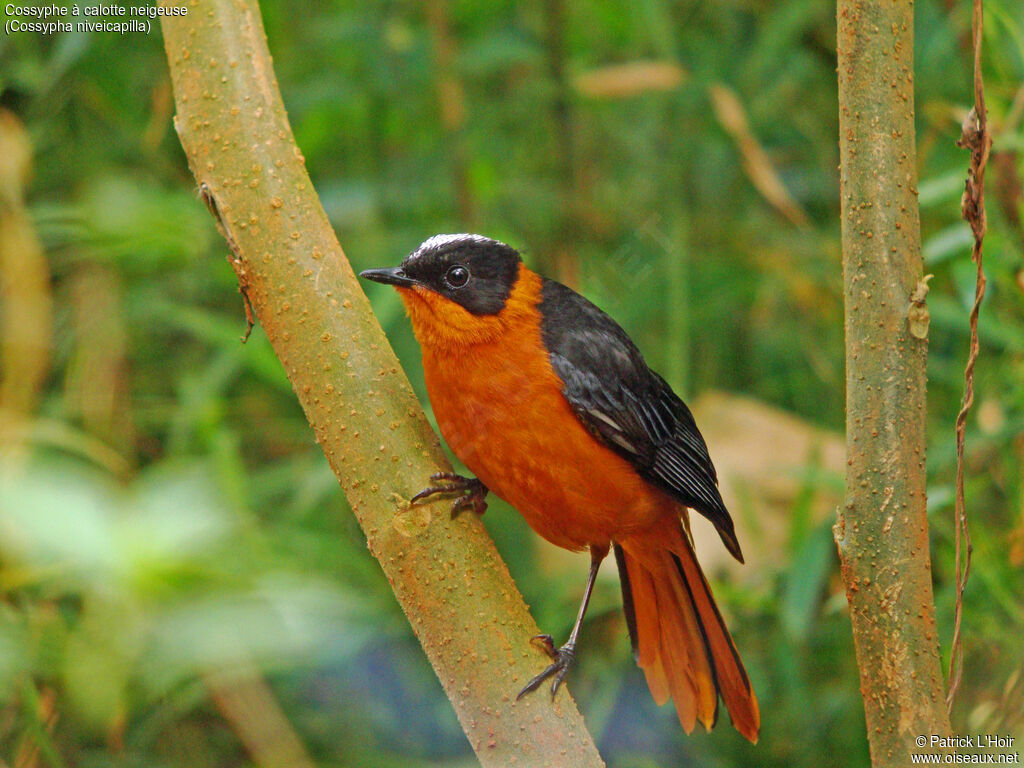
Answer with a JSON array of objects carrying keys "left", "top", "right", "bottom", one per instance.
[
  {"left": 410, "top": 472, "right": 489, "bottom": 518},
  {"left": 517, "top": 546, "right": 607, "bottom": 701}
]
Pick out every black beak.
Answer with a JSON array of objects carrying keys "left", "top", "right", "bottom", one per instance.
[{"left": 359, "top": 266, "right": 417, "bottom": 288}]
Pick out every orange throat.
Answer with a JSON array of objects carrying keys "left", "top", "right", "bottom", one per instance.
[{"left": 396, "top": 262, "right": 542, "bottom": 353}]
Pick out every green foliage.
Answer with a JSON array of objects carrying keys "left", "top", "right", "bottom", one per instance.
[{"left": 1, "top": 0, "right": 1022, "bottom": 765}]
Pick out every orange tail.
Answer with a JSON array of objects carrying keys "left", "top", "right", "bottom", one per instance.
[{"left": 615, "top": 522, "right": 760, "bottom": 743}]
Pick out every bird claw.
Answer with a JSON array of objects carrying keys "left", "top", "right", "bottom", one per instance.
[
  {"left": 410, "top": 472, "right": 488, "bottom": 518},
  {"left": 517, "top": 636, "right": 577, "bottom": 701}
]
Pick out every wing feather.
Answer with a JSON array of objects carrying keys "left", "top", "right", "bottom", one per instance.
[{"left": 539, "top": 279, "right": 743, "bottom": 561}]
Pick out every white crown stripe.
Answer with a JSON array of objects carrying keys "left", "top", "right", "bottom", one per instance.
[{"left": 407, "top": 233, "right": 507, "bottom": 262}]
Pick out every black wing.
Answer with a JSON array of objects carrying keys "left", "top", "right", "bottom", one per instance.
[{"left": 539, "top": 279, "right": 743, "bottom": 562}]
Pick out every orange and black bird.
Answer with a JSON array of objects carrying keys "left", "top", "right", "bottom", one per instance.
[{"left": 360, "top": 234, "right": 759, "bottom": 742}]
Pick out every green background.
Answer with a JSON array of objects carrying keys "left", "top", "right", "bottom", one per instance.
[{"left": 1, "top": 0, "right": 1022, "bottom": 765}]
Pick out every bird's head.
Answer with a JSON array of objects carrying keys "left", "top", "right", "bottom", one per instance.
[{"left": 360, "top": 234, "right": 532, "bottom": 349}]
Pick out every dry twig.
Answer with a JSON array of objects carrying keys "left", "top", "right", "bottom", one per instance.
[{"left": 947, "top": 0, "right": 991, "bottom": 714}]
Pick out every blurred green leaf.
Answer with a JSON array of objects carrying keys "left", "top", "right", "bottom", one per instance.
[{"left": 781, "top": 520, "right": 835, "bottom": 641}]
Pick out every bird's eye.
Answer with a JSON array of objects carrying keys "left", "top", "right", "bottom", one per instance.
[{"left": 444, "top": 265, "right": 470, "bottom": 288}]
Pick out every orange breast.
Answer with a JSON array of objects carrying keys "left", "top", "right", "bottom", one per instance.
[{"left": 400, "top": 265, "right": 670, "bottom": 551}]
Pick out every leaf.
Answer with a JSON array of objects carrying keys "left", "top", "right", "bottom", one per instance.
[
  {"left": 141, "top": 578, "right": 375, "bottom": 696},
  {"left": 708, "top": 83, "right": 810, "bottom": 228},
  {"left": 0, "top": 461, "right": 118, "bottom": 579},
  {"left": 781, "top": 520, "right": 835, "bottom": 641},
  {"left": 923, "top": 223, "right": 974, "bottom": 265},
  {"left": 574, "top": 61, "right": 687, "bottom": 99}
]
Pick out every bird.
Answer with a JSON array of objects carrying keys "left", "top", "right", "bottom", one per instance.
[{"left": 360, "top": 234, "right": 759, "bottom": 742}]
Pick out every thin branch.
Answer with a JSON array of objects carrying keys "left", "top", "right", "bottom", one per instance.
[
  {"left": 947, "top": 0, "right": 991, "bottom": 714},
  {"left": 158, "top": 2, "right": 604, "bottom": 765},
  {"left": 204, "top": 668, "right": 317, "bottom": 768}
]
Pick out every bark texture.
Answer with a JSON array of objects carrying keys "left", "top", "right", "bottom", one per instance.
[
  {"left": 836, "top": 0, "right": 953, "bottom": 764},
  {"left": 159, "top": 2, "right": 604, "bottom": 765}
]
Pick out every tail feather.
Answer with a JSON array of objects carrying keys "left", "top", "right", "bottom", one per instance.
[
  {"left": 665, "top": 553, "right": 719, "bottom": 728},
  {"left": 629, "top": 562, "right": 673, "bottom": 705},
  {"left": 617, "top": 523, "right": 760, "bottom": 743},
  {"left": 655, "top": 575, "right": 707, "bottom": 731},
  {"left": 674, "top": 536, "right": 760, "bottom": 741}
]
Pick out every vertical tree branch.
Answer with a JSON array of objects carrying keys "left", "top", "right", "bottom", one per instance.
[
  {"left": 836, "top": 0, "right": 953, "bottom": 763},
  {"left": 159, "top": 2, "right": 604, "bottom": 765}
]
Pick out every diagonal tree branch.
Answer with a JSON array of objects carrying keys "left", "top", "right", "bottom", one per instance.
[{"left": 159, "top": 2, "right": 604, "bottom": 765}]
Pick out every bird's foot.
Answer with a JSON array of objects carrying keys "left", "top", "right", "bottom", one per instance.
[
  {"left": 410, "top": 472, "right": 488, "bottom": 518},
  {"left": 516, "top": 634, "right": 577, "bottom": 701}
]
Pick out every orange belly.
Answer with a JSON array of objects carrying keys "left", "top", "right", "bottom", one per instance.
[{"left": 419, "top": 300, "right": 670, "bottom": 552}]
